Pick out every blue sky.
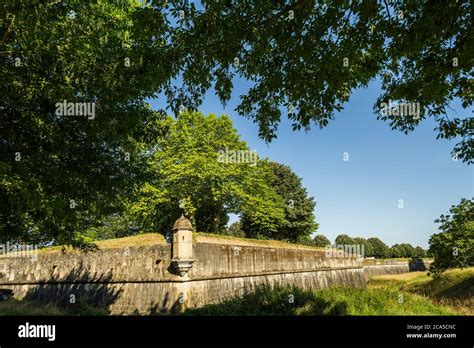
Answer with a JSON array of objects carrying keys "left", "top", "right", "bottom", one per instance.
[{"left": 149, "top": 79, "right": 472, "bottom": 249}]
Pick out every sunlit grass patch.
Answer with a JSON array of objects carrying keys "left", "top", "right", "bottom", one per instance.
[
  {"left": 370, "top": 267, "right": 473, "bottom": 315},
  {"left": 36, "top": 233, "right": 166, "bottom": 254},
  {"left": 195, "top": 232, "right": 326, "bottom": 250},
  {"left": 183, "top": 283, "right": 457, "bottom": 316}
]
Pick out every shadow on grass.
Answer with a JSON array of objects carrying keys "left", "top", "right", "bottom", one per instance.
[
  {"left": 413, "top": 272, "right": 474, "bottom": 301},
  {"left": 435, "top": 276, "right": 474, "bottom": 301}
]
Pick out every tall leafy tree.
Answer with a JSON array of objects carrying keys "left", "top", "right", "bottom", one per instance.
[
  {"left": 243, "top": 161, "right": 318, "bottom": 242},
  {"left": 414, "top": 246, "right": 426, "bottom": 258},
  {"left": 428, "top": 198, "right": 474, "bottom": 274},
  {"left": 130, "top": 111, "right": 286, "bottom": 236},
  {"left": 353, "top": 237, "right": 374, "bottom": 257},
  {"left": 335, "top": 234, "right": 355, "bottom": 245},
  {"left": 399, "top": 243, "right": 416, "bottom": 258},
  {"left": 391, "top": 243, "right": 407, "bottom": 257},
  {"left": 389, "top": 244, "right": 406, "bottom": 258},
  {"left": 366, "top": 237, "right": 390, "bottom": 259},
  {"left": 313, "top": 234, "right": 331, "bottom": 247}
]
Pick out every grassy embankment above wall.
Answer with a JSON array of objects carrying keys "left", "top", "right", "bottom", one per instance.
[
  {"left": 20, "top": 232, "right": 327, "bottom": 255},
  {"left": 4, "top": 232, "right": 428, "bottom": 257}
]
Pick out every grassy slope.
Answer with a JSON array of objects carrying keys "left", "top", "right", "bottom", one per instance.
[
  {"left": 369, "top": 268, "right": 474, "bottom": 315},
  {"left": 6, "top": 231, "right": 429, "bottom": 257},
  {"left": 33, "top": 233, "right": 166, "bottom": 254},
  {"left": 194, "top": 232, "right": 326, "bottom": 250},
  {"left": 24, "top": 232, "right": 324, "bottom": 255},
  {"left": 184, "top": 286, "right": 457, "bottom": 316},
  {"left": 184, "top": 267, "right": 473, "bottom": 316}
]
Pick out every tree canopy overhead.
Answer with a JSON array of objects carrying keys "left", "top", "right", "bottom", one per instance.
[
  {"left": 1, "top": 1, "right": 471, "bottom": 246},
  {"left": 169, "top": 0, "right": 472, "bottom": 162}
]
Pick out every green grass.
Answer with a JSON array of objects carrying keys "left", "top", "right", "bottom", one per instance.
[
  {"left": 30, "top": 233, "right": 166, "bottom": 255},
  {"left": 28, "top": 232, "right": 324, "bottom": 255},
  {"left": 0, "top": 298, "right": 108, "bottom": 316},
  {"left": 194, "top": 232, "right": 326, "bottom": 250},
  {"left": 0, "top": 299, "right": 66, "bottom": 315},
  {"left": 184, "top": 268, "right": 473, "bottom": 316},
  {"left": 183, "top": 285, "right": 456, "bottom": 316},
  {"left": 369, "top": 267, "right": 474, "bottom": 315}
]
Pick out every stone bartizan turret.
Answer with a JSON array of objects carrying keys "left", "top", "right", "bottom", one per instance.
[{"left": 170, "top": 215, "right": 194, "bottom": 276}]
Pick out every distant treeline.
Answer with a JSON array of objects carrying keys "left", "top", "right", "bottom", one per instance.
[
  {"left": 222, "top": 222, "right": 427, "bottom": 259},
  {"left": 311, "top": 234, "right": 427, "bottom": 259}
]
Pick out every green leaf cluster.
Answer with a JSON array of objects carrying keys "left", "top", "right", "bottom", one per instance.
[
  {"left": 129, "top": 111, "right": 287, "bottom": 237},
  {"left": 429, "top": 198, "right": 474, "bottom": 274}
]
